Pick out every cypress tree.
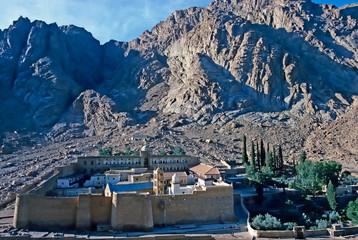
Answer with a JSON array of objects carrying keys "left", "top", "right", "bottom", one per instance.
[
  {"left": 265, "top": 151, "right": 273, "bottom": 170},
  {"left": 242, "top": 135, "right": 248, "bottom": 164},
  {"left": 273, "top": 147, "right": 277, "bottom": 169},
  {"left": 251, "top": 140, "right": 256, "bottom": 168},
  {"left": 260, "top": 139, "right": 265, "bottom": 167},
  {"left": 299, "top": 151, "right": 307, "bottom": 163},
  {"left": 266, "top": 143, "right": 270, "bottom": 154},
  {"left": 292, "top": 156, "right": 296, "bottom": 174},
  {"left": 256, "top": 141, "right": 260, "bottom": 169},
  {"left": 278, "top": 145, "right": 283, "bottom": 169},
  {"left": 327, "top": 180, "right": 337, "bottom": 211}
]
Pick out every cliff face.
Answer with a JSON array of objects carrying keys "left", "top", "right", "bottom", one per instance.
[
  {"left": 0, "top": 0, "right": 357, "bottom": 136},
  {"left": 0, "top": 17, "right": 102, "bottom": 130}
]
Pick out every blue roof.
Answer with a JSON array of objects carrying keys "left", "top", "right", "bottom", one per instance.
[{"left": 108, "top": 182, "right": 153, "bottom": 192}]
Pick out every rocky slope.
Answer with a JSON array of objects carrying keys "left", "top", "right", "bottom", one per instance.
[
  {"left": 0, "top": 0, "right": 357, "bottom": 134},
  {"left": 305, "top": 96, "right": 358, "bottom": 172},
  {"left": 0, "top": 0, "right": 358, "bottom": 202}
]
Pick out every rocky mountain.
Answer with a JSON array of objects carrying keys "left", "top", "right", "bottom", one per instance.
[
  {"left": 0, "top": 0, "right": 357, "bottom": 166},
  {"left": 305, "top": 96, "right": 358, "bottom": 166}
]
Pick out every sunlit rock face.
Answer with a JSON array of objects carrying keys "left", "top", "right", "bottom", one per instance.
[{"left": 0, "top": 0, "right": 357, "bottom": 133}]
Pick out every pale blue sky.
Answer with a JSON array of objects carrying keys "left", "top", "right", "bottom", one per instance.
[{"left": 0, "top": 0, "right": 356, "bottom": 44}]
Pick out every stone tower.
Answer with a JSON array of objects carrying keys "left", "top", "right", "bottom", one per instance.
[
  {"left": 153, "top": 168, "right": 164, "bottom": 195},
  {"left": 171, "top": 173, "right": 181, "bottom": 195}
]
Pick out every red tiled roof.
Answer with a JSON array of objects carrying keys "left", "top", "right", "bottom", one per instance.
[{"left": 189, "top": 163, "right": 220, "bottom": 175}]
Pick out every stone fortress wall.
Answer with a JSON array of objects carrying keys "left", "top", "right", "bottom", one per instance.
[
  {"left": 14, "top": 186, "right": 235, "bottom": 231},
  {"left": 14, "top": 153, "right": 235, "bottom": 232}
]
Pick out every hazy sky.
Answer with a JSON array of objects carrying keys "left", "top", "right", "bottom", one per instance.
[{"left": 0, "top": 0, "right": 356, "bottom": 44}]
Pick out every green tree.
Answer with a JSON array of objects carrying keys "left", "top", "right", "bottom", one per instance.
[
  {"left": 131, "top": 150, "right": 140, "bottom": 156},
  {"left": 347, "top": 198, "right": 358, "bottom": 224},
  {"left": 321, "top": 161, "right": 342, "bottom": 186},
  {"left": 114, "top": 151, "right": 124, "bottom": 156},
  {"left": 256, "top": 141, "right": 261, "bottom": 169},
  {"left": 294, "top": 160, "right": 342, "bottom": 196},
  {"left": 124, "top": 147, "right": 131, "bottom": 156},
  {"left": 260, "top": 139, "right": 265, "bottom": 167},
  {"left": 159, "top": 150, "right": 167, "bottom": 155},
  {"left": 294, "top": 160, "right": 322, "bottom": 195},
  {"left": 246, "top": 163, "right": 274, "bottom": 200},
  {"left": 172, "top": 146, "right": 185, "bottom": 155},
  {"left": 326, "top": 180, "right": 337, "bottom": 211},
  {"left": 299, "top": 151, "right": 307, "bottom": 163},
  {"left": 242, "top": 135, "right": 248, "bottom": 164},
  {"left": 265, "top": 151, "right": 274, "bottom": 170},
  {"left": 278, "top": 145, "right": 283, "bottom": 170},
  {"left": 98, "top": 147, "right": 112, "bottom": 156},
  {"left": 251, "top": 140, "right": 255, "bottom": 168},
  {"left": 273, "top": 147, "right": 277, "bottom": 170}
]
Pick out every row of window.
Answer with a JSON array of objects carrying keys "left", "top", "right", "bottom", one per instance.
[
  {"left": 152, "top": 159, "right": 188, "bottom": 164},
  {"left": 83, "top": 159, "right": 141, "bottom": 166},
  {"left": 103, "top": 161, "right": 141, "bottom": 165},
  {"left": 157, "top": 166, "right": 185, "bottom": 171}
]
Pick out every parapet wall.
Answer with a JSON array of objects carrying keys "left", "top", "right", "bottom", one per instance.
[
  {"left": 111, "top": 193, "right": 153, "bottom": 231},
  {"left": 14, "top": 185, "right": 235, "bottom": 232},
  {"left": 14, "top": 194, "right": 78, "bottom": 230},
  {"left": 151, "top": 186, "right": 236, "bottom": 226}
]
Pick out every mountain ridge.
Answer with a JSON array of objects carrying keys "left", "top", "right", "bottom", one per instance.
[{"left": 0, "top": 0, "right": 357, "bottom": 166}]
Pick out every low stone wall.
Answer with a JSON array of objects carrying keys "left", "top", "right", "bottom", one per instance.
[
  {"left": 241, "top": 196, "right": 330, "bottom": 238},
  {"left": 0, "top": 234, "right": 215, "bottom": 240},
  {"left": 305, "top": 229, "right": 329, "bottom": 237},
  {"left": 342, "top": 226, "right": 358, "bottom": 235},
  {"left": 29, "top": 172, "right": 61, "bottom": 196}
]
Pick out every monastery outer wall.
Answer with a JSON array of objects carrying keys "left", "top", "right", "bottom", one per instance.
[
  {"left": 14, "top": 194, "right": 112, "bottom": 231},
  {"left": 14, "top": 194, "right": 78, "bottom": 230},
  {"left": 90, "top": 195, "right": 112, "bottom": 228},
  {"left": 111, "top": 192, "right": 153, "bottom": 231},
  {"left": 29, "top": 164, "right": 77, "bottom": 196},
  {"left": 151, "top": 186, "right": 236, "bottom": 226},
  {"left": 76, "top": 194, "right": 112, "bottom": 230},
  {"left": 0, "top": 235, "right": 215, "bottom": 240},
  {"left": 14, "top": 186, "right": 235, "bottom": 231}
]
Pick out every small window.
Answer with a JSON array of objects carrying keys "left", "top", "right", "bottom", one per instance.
[
  {"left": 84, "top": 161, "right": 87, "bottom": 165},
  {"left": 91, "top": 161, "right": 94, "bottom": 165}
]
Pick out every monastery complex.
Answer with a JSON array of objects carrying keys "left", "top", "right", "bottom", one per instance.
[{"left": 13, "top": 150, "right": 236, "bottom": 232}]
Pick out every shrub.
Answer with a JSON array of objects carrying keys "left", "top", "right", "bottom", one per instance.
[
  {"left": 310, "top": 219, "right": 330, "bottom": 230},
  {"left": 341, "top": 175, "right": 358, "bottom": 185},
  {"left": 283, "top": 222, "right": 298, "bottom": 230},
  {"left": 328, "top": 211, "right": 340, "bottom": 223},
  {"left": 98, "top": 147, "right": 112, "bottom": 156},
  {"left": 159, "top": 150, "right": 167, "bottom": 155},
  {"left": 172, "top": 146, "right": 185, "bottom": 155},
  {"left": 285, "top": 199, "right": 294, "bottom": 207},
  {"left": 251, "top": 213, "right": 283, "bottom": 230},
  {"left": 346, "top": 198, "right": 358, "bottom": 224},
  {"left": 132, "top": 150, "right": 140, "bottom": 156}
]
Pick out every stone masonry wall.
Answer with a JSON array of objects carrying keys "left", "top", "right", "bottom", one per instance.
[
  {"left": 14, "top": 194, "right": 78, "bottom": 230},
  {"left": 151, "top": 186, "right": 236, "bottom": 226},
  {"left": 111, "top": 192, "right": 153, "bottom": 231}
]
